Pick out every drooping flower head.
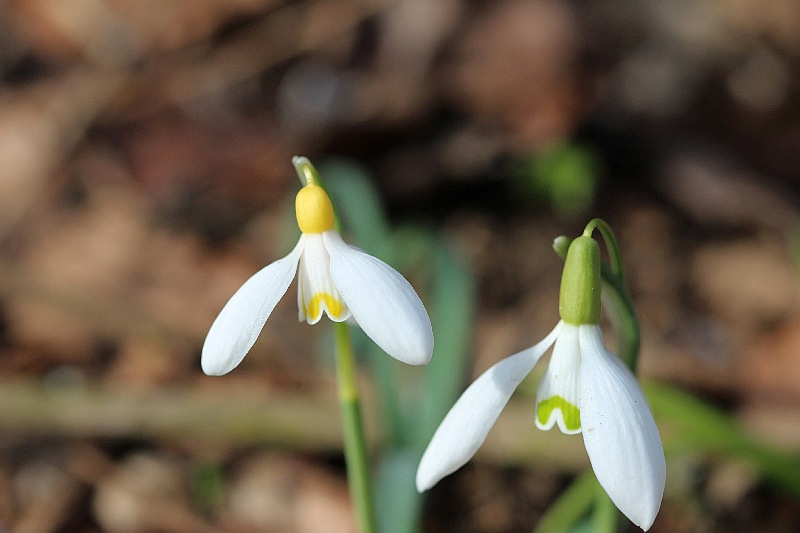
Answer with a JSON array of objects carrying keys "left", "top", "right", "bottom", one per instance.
[
  {"left": 201, "top": 157, "right": 434, "bottom": 376},
  {"left": 416, "top": 229, "right": 665, "bottom": 531}
]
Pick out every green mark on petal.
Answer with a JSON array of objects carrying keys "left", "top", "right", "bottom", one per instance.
[{"left": 537, "top": 395, "right": 581, "bottom": 432}]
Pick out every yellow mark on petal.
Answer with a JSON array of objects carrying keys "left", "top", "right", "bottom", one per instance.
[
  {"left": 295, "top": 185, "right": 335, "bottom": 233},
  {"left": 306, "top": 292, "right": 346, "bottom": 320},
  {"left": 537, "top": 395, "right": 581, "bottom": 432}
]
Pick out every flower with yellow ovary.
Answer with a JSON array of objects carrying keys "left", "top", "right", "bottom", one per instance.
[{"left": 202, "top": 157, "right": 434, "bottom": 377}]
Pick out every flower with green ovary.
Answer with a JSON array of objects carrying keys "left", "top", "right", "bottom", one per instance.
[
  {"left": 201, "top": 157, "right": 434, "bottom": 376},
  {"left": 416, "top": 236, "right": 665, "bottom": 531}
]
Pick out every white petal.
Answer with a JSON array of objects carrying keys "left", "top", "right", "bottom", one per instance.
[
  {"left": 201, "top": 239, "right": 305, "bottom": 376},
  {"left": 578, "top": 325, "right": 666, "bottom": 531},
  {"left": 535, "top": 323, "right": 582, "bottom": 434},
  {"left": 324, "top": 231, "right": 433, "bottom": 365},
  {"left": 296, "top": 233, "right": 351, "bottom": 324},
  {"left": 416, "top": 323, "right": 562, "bottom": 492}
]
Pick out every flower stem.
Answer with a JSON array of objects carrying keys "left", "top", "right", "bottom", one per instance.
[
  {"left": 334, "top": 321, "right": 378, "bottom": 533},
  {"left": 583, "top": 218, "right": 624, "bottom": 280},
  {"left": 600, "top": 268, "right": 640, "bottom": 370}
]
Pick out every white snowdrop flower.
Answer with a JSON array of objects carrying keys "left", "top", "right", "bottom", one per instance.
[
  {"left": 416, "top": 235, "right": 665, "bottom": 531},
  {"left": 202, "top": 157, "right": 433, "bottom": 376}
]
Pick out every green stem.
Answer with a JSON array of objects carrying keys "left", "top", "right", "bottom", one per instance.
[
  {"left": 583, "top": 218, "right": 624, "bottom": 281},
  {"left": 600, "top": 266, "right": 640, "bottom": 370},
  {"left": 334, "top": 322, "right": 377, "bottom": 533}
]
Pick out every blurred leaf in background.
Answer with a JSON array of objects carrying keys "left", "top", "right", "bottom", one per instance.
[{"left": 515, "top": 142, "right": 600, "bottom": 219}]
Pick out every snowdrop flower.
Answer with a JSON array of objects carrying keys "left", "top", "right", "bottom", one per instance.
[
  {"left": 202, "top": 156, "right": 433, "bottom": 376},
  {"left": 416, "top": 235, "right": 665, "bottom": 531}
]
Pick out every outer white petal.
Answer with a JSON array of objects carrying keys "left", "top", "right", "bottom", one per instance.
[
  {"left": 324, "top": 231, "right": 433, "bottom": 365},
  {"left": 535, "top": 323, "right": 582, "bottom": 434},
  {"left": 201, "top": 238, "right": 305, "bottom": 376},
  {"left": 578, "top": 325, "right": 666, "bottom": 531},
  {"left": 416, "top": 323, "right": 562, "bottom": 492}
]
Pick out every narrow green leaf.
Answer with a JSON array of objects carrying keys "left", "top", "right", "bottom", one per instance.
[
  {"left": 374, "top": 451, "right": 425, "bottom": 533},
  {"left": 319, "top": 159, "right": 391, "bottom": 258},
  {"left": 646, "top": 381, "right": 800, "bottom": 496},
  {"left": 533, "top": 470, "right": 596, "bottom": 533}
]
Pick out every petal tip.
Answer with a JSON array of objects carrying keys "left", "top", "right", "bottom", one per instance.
[
  {"left": 200, "top": 357, "right": 229, "bottom": 377},
  {"left": 415, "top": 452, "right": 444, "bottom": 493},
  {"left": 363, "top": 315, "right": 434, "bottom": 366},
  {"left": 405, "top": 339, "right": 434, "bottom": 366},
  {"left": 629, "top": 500, "right": 661, "bottom": 531},
  {"left": 200, "top": 342, "right": 235, "bottom": 376},
  {"left": 200, "top": 319, "right": 248, "bottom": 377},
  {"left": 414, "top": 471, "right": 431, "bottom": 493}
]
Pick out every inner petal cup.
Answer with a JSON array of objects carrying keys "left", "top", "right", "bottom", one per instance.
[
  {"left": 535, "top": 324, "right": 582, "bottom": 434},
  {"left": 297, "top": 233, "right": 350, "bottom": 324}
]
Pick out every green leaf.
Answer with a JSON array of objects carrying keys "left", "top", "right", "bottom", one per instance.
[
  {"left": 319, "top": 159, "right": 391, "bottom": 258},
  {"left": 645, "top": 382, "right": 800, "bottom": 497},
  {"left": 374, "top": 451, "right": 425, "bottom": 533},
  {"left": 533, "top": 470, "right": 595, "bottom": 533}
]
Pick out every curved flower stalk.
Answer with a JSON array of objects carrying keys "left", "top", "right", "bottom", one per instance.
[
  {"left": 201, "top": 156, "right": 434, "bottom": 375},
  {"left": 416, "top": 231, "right": 665, "bottom": 531}
]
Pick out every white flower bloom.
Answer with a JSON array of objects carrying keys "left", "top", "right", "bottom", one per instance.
[
  {"left": 202, "top": 171, "right": 434, "bottom": 376},
  {"left": 416, "top": 321, "right": 664, "bottom": 530},
  {"left": 416, "top": 236, "right": 665, "bottom": 531}
]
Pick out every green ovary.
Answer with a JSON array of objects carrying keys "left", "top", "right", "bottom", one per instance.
[{"left": 537, "top": 395, "right": 581, "bottom": 432}]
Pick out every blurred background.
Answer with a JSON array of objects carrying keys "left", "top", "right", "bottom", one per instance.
[{"left": 1, "top": 0, "right": 800, "bottom": 532}]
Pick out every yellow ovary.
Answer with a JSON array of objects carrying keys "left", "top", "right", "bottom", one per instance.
[
  {"left": 295, "top": 185, "right": 335, "bottom": 233},
  {"left": 306, "top": 292, "right": 346, "bottom": 320}
]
